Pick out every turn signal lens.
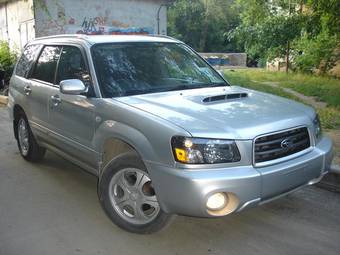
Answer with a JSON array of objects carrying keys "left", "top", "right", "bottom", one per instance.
[{"left": 175, "top": 148, "right": 187, "bottom": 162}]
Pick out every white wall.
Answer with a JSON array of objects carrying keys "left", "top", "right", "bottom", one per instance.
[
  {"left": 34, "top": 0, "right": 168, "bottom": 37},
  {"left": 0, "top": 0, "right": 35, "bottom": 51}
]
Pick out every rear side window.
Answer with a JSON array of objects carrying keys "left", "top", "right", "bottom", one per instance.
[
  {"left": 31, "top": 46, "right": 62, "bottom": 83},
  {"left": 15, "top": 44, "right": 41, "bottom": 77}
]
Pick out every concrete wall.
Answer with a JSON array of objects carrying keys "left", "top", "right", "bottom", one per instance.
[
  {"left": 266, "top": 58, "right": 287, "bottom": 72},
  {"left": 0, "top": 0, "right": 168, "bottom": 50},
  {"left": 34, "top": 0, "right": 168, "bottom": 37},
  {"left": 200, "top": 53, "right": 247, "bottom": 67},
  {"left": 0, "top": 0, "right": 35, "bottom": 51}
]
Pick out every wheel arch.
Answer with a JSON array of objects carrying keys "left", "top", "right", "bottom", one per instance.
[
  {"left": 101, "top": 137, "right": 140, "bottom": 170},
  {"left": 94, "top": 120, "right": 160, "bottom": 175}
]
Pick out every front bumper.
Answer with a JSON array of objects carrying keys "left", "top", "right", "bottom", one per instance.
[{"left": 146, "top": 135, "right": 333, "bottom": 217}]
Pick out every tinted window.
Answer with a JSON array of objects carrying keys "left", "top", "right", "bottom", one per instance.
[
  {"left": 15, "top": 44, "right": 41, "bottom": 77},
  {"left": 91, "top": 43, "right": 227, "bottom": 98},
  {"left": 56, "top": 46, "right": 90, "bottom": 86},
  {"left": 31, "top": 46, "right": 61, "bottom": 83}
]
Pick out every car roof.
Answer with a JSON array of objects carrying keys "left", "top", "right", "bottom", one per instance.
[{"left": 29, "top": 34, "right": 181, "bottom": 46}]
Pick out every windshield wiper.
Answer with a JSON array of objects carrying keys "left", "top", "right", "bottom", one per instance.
[
  {"left": 161, "top": 85, "right": 194, "bottom": 92},
  {"left": 206, "top": 82, "right": 228, "bottom": 87}
]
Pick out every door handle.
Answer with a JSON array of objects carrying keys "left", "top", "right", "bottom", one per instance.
[
  {"left": 51, "top": 95, "right": 61, "bottom": 106},
  {"left": 24, "top": 85, "right": 32, "bottom": 96}
]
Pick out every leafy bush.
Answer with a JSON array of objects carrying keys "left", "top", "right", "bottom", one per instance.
[
  {"left": 0, "top": 41, "right": 17, "bottom": 83},
  {"left": 293, "top": 30, "right": 338, "bottom": 74}
]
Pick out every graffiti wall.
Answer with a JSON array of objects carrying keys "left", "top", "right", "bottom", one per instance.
[{"left": 34, "top": 0, "right": 168, "bottom": 37}]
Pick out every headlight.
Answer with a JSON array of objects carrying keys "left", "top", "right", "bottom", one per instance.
[
  {"left": 171, "top": 136, "right": 241, "bottom": 164},
  {"left": 313, "top": 114, "right": 322, "bottom": 140}
]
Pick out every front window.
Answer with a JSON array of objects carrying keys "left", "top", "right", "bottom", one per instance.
[
  {"left": 31, "top": 46, "right": 62, "bottom": 83},
  {"left": 91, "top": 42, "right": 228, "bottom": 98},
  {"left": 56, "top": 46, "right": 91, "bottom": 86}
]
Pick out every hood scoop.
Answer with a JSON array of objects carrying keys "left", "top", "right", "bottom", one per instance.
[{"left": 202, "top": 93, "right": 248, "bottom": 103}]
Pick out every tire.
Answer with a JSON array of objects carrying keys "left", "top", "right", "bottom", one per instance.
[
  {"left": 15, "top": 112, "right": 46, "bottom": 162},
  {"left": 98, "top": 152, "right": 174, "bottom": 234}
]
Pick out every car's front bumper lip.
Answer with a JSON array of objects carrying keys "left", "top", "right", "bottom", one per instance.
[{"left": 146, "top": 135, "right": 333, "bottom": 217}]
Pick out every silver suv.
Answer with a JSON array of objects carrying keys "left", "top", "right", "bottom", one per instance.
[{"left": 8, "top": 35, "right": 333, "bottom": 234}]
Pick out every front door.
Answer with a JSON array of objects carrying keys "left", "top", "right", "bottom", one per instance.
[{"left": 47, "top": 45, "right": 97, "bottom": 169}]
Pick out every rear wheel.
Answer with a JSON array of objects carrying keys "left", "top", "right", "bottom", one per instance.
[
  {"left": 98, "top": 152, "right": 174, "bottom": 234},
  {"left": 16, "top": 113, "right": 46, "bottom": 162}
]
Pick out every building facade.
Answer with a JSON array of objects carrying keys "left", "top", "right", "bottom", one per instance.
[{"left": 0, "top": 0, "right": 169, "bottom": 50}]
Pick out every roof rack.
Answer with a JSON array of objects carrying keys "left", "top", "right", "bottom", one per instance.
[
  {"left": 146, "top": 34, "right": 181, "bottom": 42},
  {"left": 33, "top": 34, "right": 89, "bottom": 41},
  {"left": 30, "top": 34, "right": 180, "bottom": 45}
]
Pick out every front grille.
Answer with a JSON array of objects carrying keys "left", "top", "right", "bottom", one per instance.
[{"left": 254, "top": 127, "right": 310, "bottom": 164}]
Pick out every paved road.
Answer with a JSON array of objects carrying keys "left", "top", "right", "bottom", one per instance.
[{"left": 0, "top": 106, "right": 340, "bottom": 255}]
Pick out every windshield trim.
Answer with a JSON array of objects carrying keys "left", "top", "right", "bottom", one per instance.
[
  {"left": 91, "top": 42, "right": 231, "bottom": 98},
  {"left": 117, "top": 82, "right": 228, "bottom": 97}
]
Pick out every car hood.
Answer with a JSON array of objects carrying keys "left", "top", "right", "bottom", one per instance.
[{"left": 115, "top": 86, "right": 315, "bottom": 140}]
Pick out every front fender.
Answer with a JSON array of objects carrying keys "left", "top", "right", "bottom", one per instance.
[{"left": 93, "top": 120, "right": 159, "bottom": 165}]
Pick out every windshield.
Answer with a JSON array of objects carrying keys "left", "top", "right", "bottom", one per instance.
[{"left": 91, "top": 42, "right": 228, "bottom": 97}]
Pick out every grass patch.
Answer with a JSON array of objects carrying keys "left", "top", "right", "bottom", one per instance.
[
  {"left": 223, "top": 69, "right": 340, "bottom": 129},
  {"left": 224, "top": 69, "right": 340, "bottom": 107},
  {"left": 224, "top": 70, "right": 302, "bottom": 102},
  {"left": 317, "top": 108, "right": 340, "bottom": 130}
]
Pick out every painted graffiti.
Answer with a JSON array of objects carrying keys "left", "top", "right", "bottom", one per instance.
[
  {"left": 74, "top": 16, "right": 152, "bottom": 35},
  {"left": 77, "top": 16, "right": 108, "bottom": 34},
  {"left": 35, "top": 0, "right": 155, "bottom": 36}
]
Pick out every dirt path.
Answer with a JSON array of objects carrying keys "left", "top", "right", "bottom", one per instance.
[{"left": 259, "top": 81, "right": 328, "bottom": 109}]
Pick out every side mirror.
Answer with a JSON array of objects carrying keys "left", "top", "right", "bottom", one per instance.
[{"left": 59, "top": 79, "right": 87, "bottom": 95}]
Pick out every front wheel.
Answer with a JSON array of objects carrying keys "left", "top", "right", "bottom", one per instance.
[{"left": 98, "top": 152, "right": 174, "bottom": 234}]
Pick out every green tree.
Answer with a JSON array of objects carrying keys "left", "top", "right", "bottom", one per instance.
[
  {"left": 168, "top": 0, "right": 241, "bottom": 52},
  {"left": 229, "top": 0, "right": 305, "bottom": 71},
  {"left": 292, "top": 0, "right": 340, "bottom": 74},
  {"left": 230, "top": 0, "right": 339, "bottom": 74}
]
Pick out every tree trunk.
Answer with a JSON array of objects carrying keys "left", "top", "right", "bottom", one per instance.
[
  {"left": 285, "top": 41, "right": 290, "bottom": 74},
  {"left": 199, "top": 0, "right": 209, "bottom": 52},
  {"left": 299, "top": 0, "right": 303, "bottom": 14}
]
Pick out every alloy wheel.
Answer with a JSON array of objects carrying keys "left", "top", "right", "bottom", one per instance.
[
  {"left": 18, "top": 118, "right": 29, "bottom": 156},
  {"left": 108, "top": 168, "right": 160, "bottom": 225}
]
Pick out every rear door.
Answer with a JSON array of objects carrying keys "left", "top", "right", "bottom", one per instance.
[
  {"left": 11, "top": 44, "right": 42, "bottom": 121},
  {"left": 27, "top": 45, "right": 62, "bottom": 139},
  {"left": 47, "top": 45, "right": 97, "bottom": 168}
]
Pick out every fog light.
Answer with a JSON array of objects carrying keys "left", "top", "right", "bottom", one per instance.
[{"left": 206, "top": 193, "right": 228, "bottom": 211}]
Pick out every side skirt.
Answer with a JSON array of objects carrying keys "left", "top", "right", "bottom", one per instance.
[{"left": 40, "top": 141, "right": 99, "bottom": 177}]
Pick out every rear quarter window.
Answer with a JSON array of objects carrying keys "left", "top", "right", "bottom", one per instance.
[{"left": 15, "top": 44, "right": 41, "bottom": 78}]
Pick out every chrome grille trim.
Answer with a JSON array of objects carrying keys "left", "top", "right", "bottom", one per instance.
[{"left": 253, "top": 126, "right": 311, "bottom": 166}]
